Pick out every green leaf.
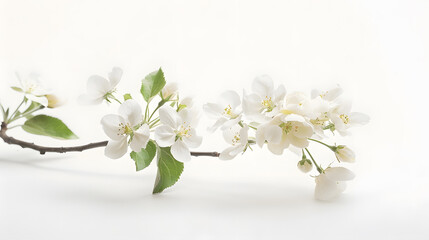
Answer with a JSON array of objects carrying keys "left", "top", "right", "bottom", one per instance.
[
  {"left": 11, "top": 86, "right": 23, "bottom": 93},
  {"left": 140, "top": 68, "right": 166, "bottom": 102},
  {"left": 22, "top": 114, "right": 78, "bottom": 140},
  {"left": 153, "top": 147, "right": 184, "bottom": 194},
  {"left": 123, "top": 93, "right": 132, "bottom": 101},
  {"left": 130, "top": 141, "right": 157, "bottom": 171}
]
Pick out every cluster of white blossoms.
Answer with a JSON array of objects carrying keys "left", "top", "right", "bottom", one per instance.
[
  {"left": 83, "top": 67, "right": 201, "bottom": 163},
  {"left": 79, "top": 67, "right": 368, "bottom": 199},
  {"left": 1, "top": 67, "right": 369, "bottom": 199},
  {"left": 204, "top": 75, "right": 369, "bottom": 200}
]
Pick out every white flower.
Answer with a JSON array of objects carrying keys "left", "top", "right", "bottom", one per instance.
[
  {"left": 328, "top": 99, "right": 370, "bottom": 136},
  {"left": 219, "top": 124, "right": 249, "bottom": 160},
  {"left": 314, "top": 167, "right": 355, "bottom": 201},
  {"left": 334, "top": 145, "right": 355, "bottom": 163},
  {"left": 101, "top": 99, "right": 149, "bottom": 159},
  {"left": 203, "top": 91, "right": 242, "bottom": 132},
  {"left": 297, "top": 159, "right": 313, "bottom": 173},
  {"left": 256, "top": 114, "right": 313, "bottom": 155},
  {"left": 161, "top": 82, "right": 178, "bottom": 100},
  {"left": 242, "top": 75, "right": 286, "bottom": 121},
  {"left": 13, "top": 73, "right": 49, "bottom": 106},
  {"left": 311, "top": 86, "right": 343, "bottom": 102},
  {"left": 155, "top": 106, "right": 202, "bottom": 162},
  {"left": 281, "top": 92, "right": 314, "bottom": 117},
  {"left": 80, "top": 67, "right": 123, "bottom": 105}
]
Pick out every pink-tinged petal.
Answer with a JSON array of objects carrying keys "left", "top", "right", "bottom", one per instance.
[
  {"left": 101, "top": 114, "right": 127, "bottom": 141},
  {"left": 119, "top": 99, "right": 142, "bottom": 127},
  {"left": 130, "top": 124, "right": 150, "bottom": 152},
  {"left": 104, "top": 137, "right": 128, "bottom": 159},
  {"left": 108, "top": 67, "right": 123, "bottom": 88},
  {"left": 159, "top": 106, "right": 180, "bottom": 128},
  {"left": 154, "top": 125, "right": 176, "bottom": 147},
  {"left": 171, "top": 140, "right": 191, "bottom": 162}
]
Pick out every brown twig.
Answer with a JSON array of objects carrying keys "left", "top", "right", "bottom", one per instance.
[{"left": 0, "top": 122, "right": 220, "bottom": 157}]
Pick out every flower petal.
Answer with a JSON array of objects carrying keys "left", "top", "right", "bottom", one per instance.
[
  {"left": 171, "top": 140, "right": 191, "bottom": 162},
  {"left": 208, "top": 117, "right": 228, "bottom": 132},
  {"left": 26, "top": 94, "right": 48, "bottom": 106},
  {"left": 119, "top": 99, "right": 142, "bottom": 127},
  {"left": 252, "top": 75, "right": 274, "bottom": 98},
  {"left": 219, "top": 146, "right": 241, "bottom": 160},
  {"left": 314, "top": 174, "right": 341, "bottom": 201},
  {"left": 130, "top": 124, "right": 150, "bottom": 152},
  {"left": 203, "top": 103, "right": 224, "bottom": 118},
  {"left": 104, "top": 137, "right": 128, "bottom": 159},
  {"left": 101, "top": 114, "right": 127, "bottom": 141},
  {"left": 287, "top": 135, "right": 309, "bottom": 148},
  {"left": 324, "top": 167, "right": 355, "bottom": 181},
  {"left": 218, "top": 91, "right": 241, "bottom": 109},
  {"left": 108, "top": 67, "right": 123, "bottom": 88},
  {"left": 87, "top": 75, "right": 110, "bottom": 95},
  {"left": 154, "top": 125, "right": 176, "bottom": 147},
  {"left": 159, "top": 106, "right": 180, "bottom": 128},
  {"left": 183, "top": 129, "right": 202, "bottom": 148}
]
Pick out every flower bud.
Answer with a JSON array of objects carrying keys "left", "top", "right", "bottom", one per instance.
[
  {"left": 334, "top": 145, "right": 355, "bottom": 163},
  {"left": 161, "top": 83, "right": 178, "bottom": 100},
  {"left": 46, "top": 94, "right": 64, "bottom": 108},
  {"left": 297, "top": 159, "right": 313, "bottom": 173}
]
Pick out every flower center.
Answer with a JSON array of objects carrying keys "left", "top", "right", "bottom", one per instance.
[
  {"left": 280, "top": 122, "right": 299, "bottom": 134},
  {"left": 232, "top": 132, "right": 241, "bottom": 146},
  {"left": 176, "top": 122, "right": 192, "bottom": 139},
  {"left": 223, "top": 105, "right": 233, "bottom": 116},
  {"left": 261, "top": 96, "right": 275, "bottom": 112},
  {"left": 310, "top": 112, "right": 329, "bottom": 126},
  {"left": 118, "top": 122, "right": 133, "bottom": 136},
  {"left": 339, "top": 114, "right": 349, "bottom": 124}
]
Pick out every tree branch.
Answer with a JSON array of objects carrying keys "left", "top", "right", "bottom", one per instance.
[{"left": 0, "top": 122, "right": 220, "bottom": 157}]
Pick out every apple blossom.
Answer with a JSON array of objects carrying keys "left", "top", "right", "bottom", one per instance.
[
  {"left": 80, "top": 67, "right": 123, "bottom": 105},
  {"left": 12, "top": 73, "right": 49, "bottom": 106},
  {"left": 242, "top": 75, "right": 286, "bottom": 121},
  {"left": 101, "top": 99, "right": 150, "bottom": 159},
  {"left": 219, "top": 124, "right": 249, "bottom": 160},
  {"left": 203, "top": 91, "right": 242, "bottom": 132},
  {"left": 256, "top": 114, "right": 313, "bottom": 155},
  {"left": 155, "top": 106, "right": 202, "bottom": 162},
  {"left": 328, "top": 99, "right": 370, "bottom": 136},
  {"left": 314, "top": 167, "right": 355, "bottom": 201}
]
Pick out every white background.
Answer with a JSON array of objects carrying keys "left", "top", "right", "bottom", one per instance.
[{"left": 0, "top": 0, "right": 428, "bottom": 239}]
